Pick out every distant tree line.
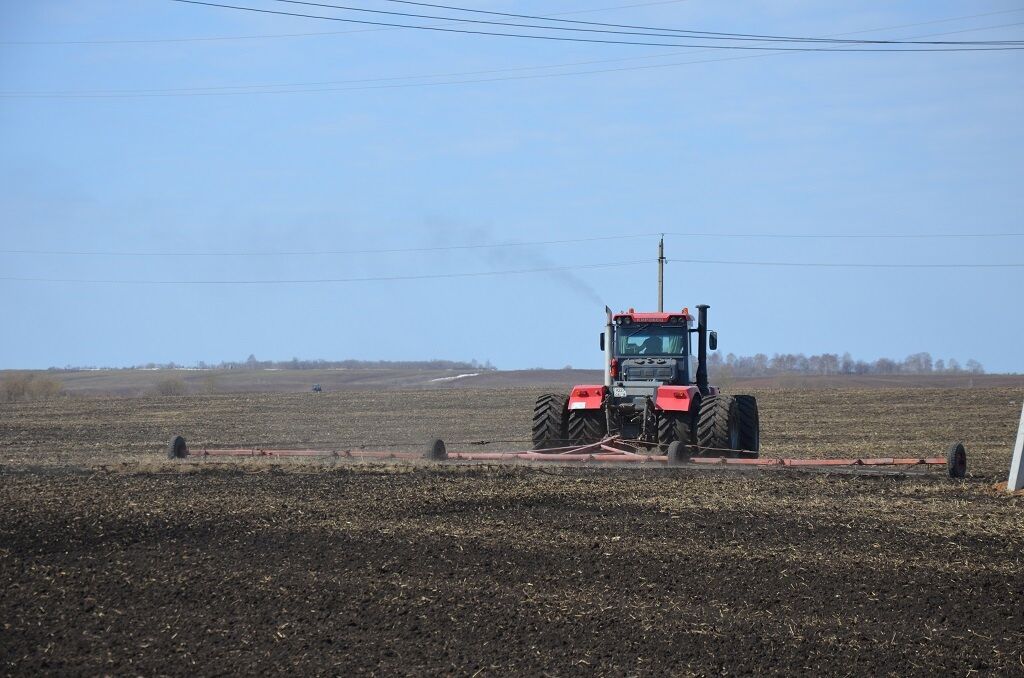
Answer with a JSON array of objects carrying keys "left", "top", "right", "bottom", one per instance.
[
  {"left": 48, "top": 356, "right": 497, "bottom": 372},
  {"left": 707, "top": 351, "right": 983, "bottom": 377},
  {"left": 1, "top": 372, "right": 63, "bottom": 402}
]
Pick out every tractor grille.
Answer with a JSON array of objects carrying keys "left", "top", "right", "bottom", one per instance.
[{"left": 625, "top": 367, "right": 674, "bottom": 380}]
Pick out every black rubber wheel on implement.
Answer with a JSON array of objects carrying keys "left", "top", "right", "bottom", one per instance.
[
  {"left": 947, "top": 441, "right": 967, "bottom": 479},
  {"left": 567, "top": 409, "right": 606, "bottom": 445},
  {"left": 168, "top": 435, "right": 188, "bottom": 459},
  {"left": 697, "top": 395, "right": 740, "bottom": 456},
  {"left": 734, "top": 395, "right": 760, "bottom": 458},
  {"left": 424, "top": 438, "right": 447, "bottom": 461},
  {"left": 532, "top": 393, "right": 568, "bottom": 450},
  {"left": 658, "top": 410, "right": 697, "bottom": 447},
  {"left": 666, "top": 441, "right": 690, "bottom": 466}
]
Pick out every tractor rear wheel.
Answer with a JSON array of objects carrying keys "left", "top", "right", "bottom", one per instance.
[
  {"left": 567, "top": 409, "right": 606, "bottom": 445},
  {"left": 658, "top": 410, "right": 697, "bottom": 448},
  {"left": 532, "top": 393, "right": 568, "bottom": 450},
  {"left": 697, "top": 395, "right": 740, "bottom": 455},
  {"left": 734, "top": 395, "right": 760, "bottom": 458}
]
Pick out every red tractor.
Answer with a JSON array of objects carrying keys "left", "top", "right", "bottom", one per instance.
[{"left": 532, "top": 304, "right": 760, "bottom": 457}]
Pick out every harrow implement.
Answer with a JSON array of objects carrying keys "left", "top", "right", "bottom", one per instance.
[{"left": 167, "top": 435, "right": 969, "bottom": 478}]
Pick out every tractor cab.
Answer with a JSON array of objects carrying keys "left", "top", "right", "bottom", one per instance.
[{"left": 606, "top": 309, "right": 699, "bottom": 388}]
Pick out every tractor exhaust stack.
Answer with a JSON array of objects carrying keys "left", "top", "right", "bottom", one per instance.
[
  {"left": 604, "top": 306, "right": 614, "bottom": 389},
  {"left": 696, "top": 304, "right": 710, "bottom": 395}
]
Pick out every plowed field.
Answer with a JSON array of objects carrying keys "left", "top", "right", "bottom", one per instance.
[{"left": 2, "top": 387, "right": 1022, "bottom": 675}]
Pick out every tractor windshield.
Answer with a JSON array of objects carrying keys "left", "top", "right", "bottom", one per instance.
[{"left": 615, "top": 324, "right": 689, "bottom": 357}]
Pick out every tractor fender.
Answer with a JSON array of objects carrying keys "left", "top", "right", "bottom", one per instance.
[
  {"left": 655, "top": 385, "right": 700, "bottom": 412},
  {"left": 567, "top": 385, "right": 606, "bottom": 411}
]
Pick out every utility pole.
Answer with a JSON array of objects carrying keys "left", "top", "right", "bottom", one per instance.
[{"left": 657, "top": 235, "right": 665, "bottom": 312}]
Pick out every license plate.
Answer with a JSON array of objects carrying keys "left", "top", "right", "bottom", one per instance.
[{"left": 613, "top": 387, "right": 627, "bottom": 398}]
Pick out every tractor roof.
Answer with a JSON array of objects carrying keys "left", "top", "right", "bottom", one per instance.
[{"left": 614, "top": 308, "right": 693, "bottom": 323}]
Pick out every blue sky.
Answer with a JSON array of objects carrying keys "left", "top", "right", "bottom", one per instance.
[{"left": 1, "top": 1, "right": 1022, "bottom": 371}]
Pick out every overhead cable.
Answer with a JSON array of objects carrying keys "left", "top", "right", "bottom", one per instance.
[
  {"left": 0, "top": 233, "right": 660, "bottom": 256},
  {"left": 0, "top": 259, "right": 650, "bottom": 284},
  {"left": 283, "top": 0, "right": 1021, "bottom": 45},
  {"left": 5, "top": 17, "right": 1022, "bottom": 98},
  {"left": 1, "top": 258, "right": 1022, "bottom": 286},
  {"left": 6, "top": 5, "right": 1017, "bottom": 46},
  {"left": 164, "top": 0, "right": 1024, "bottom": 51},
  {"left": 3, "top": 231, "right": 1023, "bottom": 257}
]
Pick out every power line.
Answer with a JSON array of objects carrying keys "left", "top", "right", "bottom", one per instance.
[
  {"left": 0, "top": 259, "right": 650, "bottom": 284},
  {"left": 343, "top": 0, "right": 1024, "bottom": 45},
  {"left": 5, "top": 17, "right": 1021, "bottom": 98},
  {"left": 1, "top": 257, "right": 1021, "bottom": 286},
  {"left": 165, "top": 0, "right": 1024, "bottom": 51},
  {"left": 670, "top": 259, "right": 1024, "bottom": 269},
  {"left": 7, "top": 3, "right": 1016, "bottom": 47},
  {"left": 663, "top": 231, "right": 1024, "bottom": 240},
  {"left": 3, "top": 231, "right": 1023, "bottom": 257},
  {"left": 0, "top": 0, "right": 693, "bottom": 46},
  {"left": 0, "top": 233, "right": 660, "bottom": 257},
  {"left": 266, "top": 0, "right": 1022, "bottom": 45}
]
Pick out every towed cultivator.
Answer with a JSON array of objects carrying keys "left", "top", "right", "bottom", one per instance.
[
  {"left": 163, "top": 299, "right": 968, "bottom": 478},
  {"left": 166, "top": 436, "right": 968, "bottom": 478}
]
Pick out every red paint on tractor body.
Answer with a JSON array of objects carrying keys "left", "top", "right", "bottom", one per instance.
[
  {"left": 568, "top": 385, "right": 606, "bottom": 411},
  {"left": 654, "top": 385, "right": 700, "bottom": 412}
]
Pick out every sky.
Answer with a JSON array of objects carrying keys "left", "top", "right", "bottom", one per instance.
[{"left": 1, "top": 1, "right": 1022, "bottom": 372}]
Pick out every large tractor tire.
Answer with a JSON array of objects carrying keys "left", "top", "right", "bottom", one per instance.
[
  {"left": 532, "top": 393, "right": 568, "bottom": 450},
  {"left": 697, "top": 395, "right": 741, "bottom": 456},
  {"left": 734, "top": 395, "right": 760, "bottom": 458},
  {"left": 658, "top": 409, "right": 698, "bottom": 448},
  {"left": 567, "top": 409, "right": 606, "bottom": 445}
]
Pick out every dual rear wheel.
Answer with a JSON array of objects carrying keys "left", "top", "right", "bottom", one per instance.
[
  {"left": 695, "top": 394, "right": 759, "bottom": 458},
  {"left": 532, "top": 393, "right": 608, "bottom": 449}
]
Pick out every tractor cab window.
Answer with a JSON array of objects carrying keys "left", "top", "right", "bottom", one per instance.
[{"left": 616, "top": 324, "right": 689, "bottom": 357}]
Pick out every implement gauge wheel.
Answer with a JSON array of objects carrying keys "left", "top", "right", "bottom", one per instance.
[
  {"left": 947, "top": 441, "right": 967, "bottom": 479},
  {"left": 424, "top": 438, "right": 447, "bottom": 461},
  {"left": 666, "top": 441, "right": 691, "bottom": 466},
  {"left": 532, "top": 393, "right": 568, "bottom": 450},
  {"left": 167, "top": 435, "right": 189, "bottom": 459}
]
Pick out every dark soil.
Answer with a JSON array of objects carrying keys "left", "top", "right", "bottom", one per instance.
[{"left": 1, "top": 388, "right": 1022, "bottom": 675}]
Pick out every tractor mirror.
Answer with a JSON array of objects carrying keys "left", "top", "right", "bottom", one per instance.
[
  {"left": 599, "top": 332, "right": 605, "bottom": 351},
  {"left": 709, "top": 331, "right": 718, "bottom": 351}
]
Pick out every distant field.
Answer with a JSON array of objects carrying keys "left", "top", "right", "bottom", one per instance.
[{"left": 4, "top": 367, "right": 1022, "bottom": 397}]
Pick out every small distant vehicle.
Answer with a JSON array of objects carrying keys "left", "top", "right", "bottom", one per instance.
[{"left": 312, "top": 384, "right": 322, "bottom": 393}]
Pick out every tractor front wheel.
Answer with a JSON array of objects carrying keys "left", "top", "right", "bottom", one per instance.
[
  {"left": 658, "top": 410, "right": 697, "bottom": 448},
  {"left": 532, "top": 393, "right": 568, "bottom": 450},
  {"left": 567, "top": 409, "right": 606, "bottom": 446}
]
